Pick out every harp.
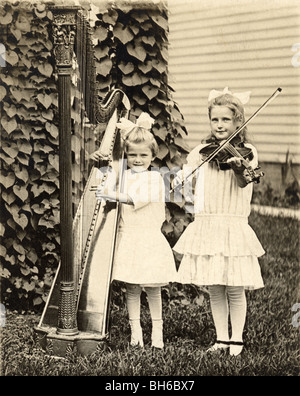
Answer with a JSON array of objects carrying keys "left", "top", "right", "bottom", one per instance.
[{"left": 35, "top": 6, "right": 130, "bottom": 356}]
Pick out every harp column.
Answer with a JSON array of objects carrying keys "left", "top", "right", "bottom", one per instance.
[{"left": 52, "top": 7, "right": 79, "bottom": 336}]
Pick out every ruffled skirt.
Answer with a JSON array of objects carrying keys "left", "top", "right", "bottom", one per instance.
[
  {"left": 173, "top": 214, "right": 265, "bottom": 290},
  {"left": 112, "top": 226, "right": 177, "bottom": 286}
]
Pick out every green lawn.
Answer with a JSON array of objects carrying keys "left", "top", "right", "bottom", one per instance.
[{"left": 1, "top": 212, "right": 299, "bottom": 376}]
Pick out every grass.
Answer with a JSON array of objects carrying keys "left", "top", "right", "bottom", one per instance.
[{"left": 1, "top": 212, "right": 299, "bottom": 376}]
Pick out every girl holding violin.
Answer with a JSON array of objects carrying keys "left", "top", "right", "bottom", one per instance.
[{"left": 173, "top": 88, "right": 265, "bottom": 356}]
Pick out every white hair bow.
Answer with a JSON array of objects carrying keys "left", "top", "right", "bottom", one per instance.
[
  {"left": 116, "top": 112, "right": 155, "bottom": 138},
  {"left": 208, "top": 87, "right": 251, "bottom": 104}
]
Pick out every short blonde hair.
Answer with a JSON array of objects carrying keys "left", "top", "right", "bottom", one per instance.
[{"left": 124, "top": 127, "right": 159, "bottom": 157}]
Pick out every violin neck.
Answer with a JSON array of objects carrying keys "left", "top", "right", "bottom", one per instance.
[{"left": 224, "top": 143, "right": 248, "bottom": 164}]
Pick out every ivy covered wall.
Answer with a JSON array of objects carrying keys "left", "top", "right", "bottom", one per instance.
[{"left": 0, "top": 1, "right": 189, "bottom": 310}]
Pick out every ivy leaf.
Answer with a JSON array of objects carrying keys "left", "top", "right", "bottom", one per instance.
[
  {"left": 0, "top": 86, "right": 6, "bottom": 101},
  {"left": 2, "top": 142, "right": 18, "bottom": 159},
  {"left": 156, "top": 142, "right": 169, "bottom": 160},
  {"left": 130, "top": 24, "right": 139, "bottom": 35},
  {"left": 153, "top": 126, "right": 168, "bottom": 141},
  {"left": 114, "top": 22, "right": 134, "bottom": 44},
  {"left": 132, "top": 93, "right": 147, "bottom": 106},
  {"left": 94, "top": 45, "right": 110, "bottom": 60},
  {"left": 13, "top": 212, "right": 28, "bottom": 230},
  {"left": 37, "top": 93, "right": 52, "bottom": 109},
  {"left": 118, "top": 61, "right": 135, "bottom": 75},
  {"left": 174, "top": 136, "right": 190, "bottom": 152},
  {"left": 15, "top": 15, "right": 31, "bottom": 32},
  {"left": 4, "top": 254, "right": 15, "bottom": 266},
  {"left": 150, "top": 78, "right": 161, "bottom": 88},
  {"left": 14, "top": 277, "right": 23, "bottom": 289},
  {"left": 96, "top": 57, "right": 113, "bottom": 77},
  {"left": 13, "top": 240, "right": 26, "bottom": 256},
  {"left": 152, "top": 59, "right": 166, "bottom": 73},
  {"left": 0, "top": 266, "right": 11, "bottom": 279},
  {"left": 16, "top": 228, "right": 26, "bottom": 242},
  {"left": 5, "top": 50, "right": 19, "bottom": 66},
  {"left": 34, "top": 4, "right": 47, "bottom": 19},
  {"left": 17, "top": 154, "right": 29, "bottom": 166},
  {"left": 7, "top": 218, "right": 16, "bottom": 231},
  {"left": 31, "top": 183, "right": 56, "bottom": 197},
  {"left": 41, "top": 109, "right": 54, "bottom": 121},
  {"left": 0, "top": 172, "right": 15, "bottom": 189},
  {"left": 0, "top": 10, "right": 13, "bottom": 25},
  {"left": 38, "top": 216, "right": 55, "bottom": 229},
  {"left": 0, "top": 224, "right": 5, "bottom": 237},
  {"left": 13, "top": 185, "right": 29, "bottom": 201},
  {"left": 140, "top": 21, "right": 152, "bottom": 32},
  {"left": 10, "top": 86, "right": 29, "bottom": 103},
  {"left": 45, "top": 122, "right": 58, "bottom": 139},
  {"left": 37, "top": 63, "right": 53, "bottom": 77},
  {"left": 161, "top": 43, "right": 168, "bottom": 62},
  {"left": 17, "top": 141, "right": 32, "bottom": 155},
  {"left": 127, "top": 41, "right": 147, "bottom": 62},
  {"left": 11, "top": 28, "right": 22, "bottom": 42},
  {"left": 0, "top": 152, "right": 14, "bottom": 165},
  {"left": 19, "top": 124, "right": 31, "bottom": 140},
  {"left": 102, "top": 9, "right": 119, "bottom": 25},
  {"left": 33, "top": 296, "right": 43, "bottom": 306},
  {"left": 97, "top": 75, "right": 112, "bottom": 89},
  {"left": 149, "top": 102, "right": 162, "bottom": 117},
  {"left": 1, "top": 116, "right": 17, "bottom": 134},
  {"left": 27, "top": 250, "right": 38, "bottom": 264},
  {"left": 138, "top": 61, "right": 153, "bottom": 74},
  {"left": 94, "top": 25, "right": 108, "bottom": 42},
  {"left": 122, "top": 73, "right": 148, "bottom": 86},
  {"left": 142, "top": 85, "right": 159, "bottom": 100},
  {"left": 1, "top": 74, "right": 14, "bottom": 86},
  {"left": 141, "top": 36, "right": 156, "bottom": 46},
  {"left": 32, "top": 204, "right": 44, "bottom": 215},
  {"left": 131, "top": 11, "right": 148, "bottom": 24},
  {"left": 161, "top": 222, "right": 173, "bottom": 235},
  {"left": 22, "top": 280, "right": 35, "bottom": 292},
  {"left": 4, "top": 103, "right": 17, "bottom": 118},
  {"left": 48, "top": 154, "right": 59, "bottom": 172},
  {"left": 15, "top": 166, "right": 29, "bottom": 183},
  {"left": 149, "top": 13, "right": 168, "bottom": 30},
  {"left": 0, "top": 245, "right": 7, "bottom": 257}
]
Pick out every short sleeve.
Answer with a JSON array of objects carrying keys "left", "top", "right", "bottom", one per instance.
[{"left": 126, "top": 171, "right": 165, "bottom": 210}]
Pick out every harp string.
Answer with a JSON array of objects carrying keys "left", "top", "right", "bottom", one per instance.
[{"left": 70, "top": 9, "right": 97, "bottom": 215}]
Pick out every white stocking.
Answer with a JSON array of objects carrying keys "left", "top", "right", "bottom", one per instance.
[
  {"left": 126, "top": 283, "right": 143, "bottom": 346},
  {"left": 144, "top": 287, "right": 162, "bottom": 321},
  {"left": 144, "top": 287, "right": 163, "bottom": 348},
  {"left": 227, "top": 286, "right": 247, "bottom": 343},
  {"left": 208, "top": 285, "right": 230, "bottom": 343}
]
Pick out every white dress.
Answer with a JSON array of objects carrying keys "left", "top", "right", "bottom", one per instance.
[
  {"left": 112, "top": 169, "right": 177, "bottom": 286},
  {"left": 173, "top": 143, "right": 265, "bottom": 290}
]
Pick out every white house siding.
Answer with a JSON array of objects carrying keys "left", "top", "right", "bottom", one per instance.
[{"left": 168, "top": 0, "right": 300, "bottom": 164}]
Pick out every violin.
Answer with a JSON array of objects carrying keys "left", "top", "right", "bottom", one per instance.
[
  {"left": 199, "top": 137, "right": 253, "bottom": 171},
  {"left": 199, "top": 138, "right": 264, "bottom": 183}
]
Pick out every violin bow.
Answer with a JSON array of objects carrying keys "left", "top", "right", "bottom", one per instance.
[{"left": 170, "top": 87, "right": 282, "bottom": 194}]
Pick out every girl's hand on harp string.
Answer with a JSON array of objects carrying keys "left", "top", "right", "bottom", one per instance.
[
  {"left": 95, "top": 185, "right": 133, "bottom": 205},
  {"left": 95, "top": 185, "right": 116, "bottom": 202},
  {"left": 89, "top": 150, "right": 109, "bottom": 162}
]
